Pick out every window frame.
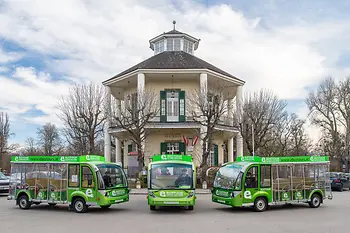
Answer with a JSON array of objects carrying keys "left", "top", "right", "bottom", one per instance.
[
  {"left": 81, "top": 165, "right": 95, "bottom": 189},
  {"left": 260, "top": 165, "right": 271, "bottom": 188},
  {"left": 68, "top": 164, "right": 80, "bottom": 188}
]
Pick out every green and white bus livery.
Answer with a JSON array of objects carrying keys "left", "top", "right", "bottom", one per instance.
[
  {"left": 7, "top": 155, "right": 129, "bottom": 213},
  {"left": 212, "top": 156, "right": 332, "bottom": 212},
  {"left": 147, "top": 154, "right": 196, "bottom": 211}
]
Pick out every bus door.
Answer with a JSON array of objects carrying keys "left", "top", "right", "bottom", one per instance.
[
  {"left": 243, "top": 165, "right": 259, "bottom": 204},
  {"left": 80, "top": 164, "right": 97, "bottom": 203}
]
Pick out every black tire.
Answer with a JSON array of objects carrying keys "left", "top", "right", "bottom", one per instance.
[
  {"left": 150, "top": 205, "right": 156, "bottom": 211},
  {"left": 253, "top": 197, "right": 267, "bottom": 212},
  {"left": 187, "top": 206, "right": 194, "bottom": 211},
  {"left": 101, "top": 205, "right": 111, "bottom": 209},
  {"left": 18, "top": 195, "right": 31, "bottom": 210},
  {"left": 72, "top": 197, "right": 88, "bottom": 213},
  {"left": 309, "top": 193, "right": 321, "bottom": 208},
  {"left": 339, "top": 184, "right": 343, "bottom": 192}
]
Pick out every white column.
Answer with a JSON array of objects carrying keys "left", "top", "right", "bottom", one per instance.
[
  {"left": 228, "top": 98, "right": 233, "bottom": 126},
  {"left": 236, "top": 85, "right": 243, "bottom": 157},
  {"left": 115, "top": 137, "right": 122, "bottom": 163},
  {"left": 228, "top": 137, "right": 234, "bottom": 162},
  {"left": 200, "top": 73, "right": 208, "bottom": 99},
  {"left": 104, "top": 86, "right": 112, "bottom": 162},
  {"left": 115, "top": 99, "right": 121, "bottom": 118},
  {"left": 137, "top": 72, "right": 145, "bottom": 95}
]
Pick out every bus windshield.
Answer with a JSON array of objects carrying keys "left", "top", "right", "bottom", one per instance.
[
  {"left": 213, "top": 164, "right": 243, "bottom": 190},
  {"left": 150, "top": 163, "right": 193, "bottom": 189},
  {"left": 97, "top": 164, "right": 127, "bottom": 189}
]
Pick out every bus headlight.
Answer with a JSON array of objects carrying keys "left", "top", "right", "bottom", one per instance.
[
  {"left": 148, "top": 191, "right": 156, "bottom": 198},
  {"left": 187, "top": 191, "right": 194, "bottom": 198}
]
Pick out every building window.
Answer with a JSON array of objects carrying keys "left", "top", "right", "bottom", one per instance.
[
  {"left": 167, "top": 38, "right": 174, "bottom": 51},
  {"left": 174, "top": 38, "right": 181, "bottom": 50},
  {"left": 166, "top": 38, "right": 181, "bottom": 51},
  {"left": 166, "top": 91, "right": 179, "bottom": 122},
  {"left": 154, "top": 40, "right": 164, "bottom": 54},
  {"left": 207, "top": 144, "right": 218, "bottom": 166},
  {"left": 167, "top": 142, "right": 180, "bottom": 154},
  {"left": 183, "top": 40, "right": 193, "bottom": 54}
]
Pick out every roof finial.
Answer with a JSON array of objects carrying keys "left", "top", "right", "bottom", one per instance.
[{"left": 173, "top": 20, "right": 176, "bottom": 30}]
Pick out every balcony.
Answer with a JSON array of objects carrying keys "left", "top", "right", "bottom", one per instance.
[{"left": 108, "top": 115, "right": 239, "bottom": 134}]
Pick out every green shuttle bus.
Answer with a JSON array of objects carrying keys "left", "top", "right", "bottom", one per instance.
[
  {"left": 7, "top": 155, "right": 129, "bottom": 213},
  {"left": 212, "top": 156, "right": 332, "bottom": 212},
  {"left": 147, "top": 154, "right": 196, "bottom": 211}
]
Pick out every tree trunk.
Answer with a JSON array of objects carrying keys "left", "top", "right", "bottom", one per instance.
[{"left": 137, "top": 147, "right": 144, "bottom": 173}]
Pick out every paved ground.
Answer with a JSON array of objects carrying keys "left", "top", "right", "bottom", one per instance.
[{"left": 0, "top": 191, "right": 349, "bottom": 233}]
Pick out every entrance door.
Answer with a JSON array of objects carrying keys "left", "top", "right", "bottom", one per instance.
[
  {"left": 80, "top": 165, "right": 97, "bottom": 203},
  {"left": 243, "top": 165, "right": 259, "bottom": 204},
  {"left": 167, "top": 92, "right": 179, "bottom": 122}
]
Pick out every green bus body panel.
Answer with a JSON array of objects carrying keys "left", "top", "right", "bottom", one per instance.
[
  {"left": 235, "top": 155, "right": 329, "bottom": 163},
  {"left": 151, "top": 154, "right": 193, "bottom": 162},
  {"left": 10, "top": 155, "right": 105, "bottom": 163}
]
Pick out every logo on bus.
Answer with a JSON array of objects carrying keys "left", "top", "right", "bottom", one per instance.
[
  {"left": 86, "top": 189, "right": 93, "bottom": 198},
  {"left": 51, "top": 193, "right": 56, "bottom": 199},
  {"left": 244, "top": 191, "right": 252, "bottom": 199}
]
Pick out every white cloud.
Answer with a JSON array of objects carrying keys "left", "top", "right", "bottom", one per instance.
[
  {"left": 0, "top": 67, "right": 71, "bottom": 126},
  {"left": 0, "top": 0, "right": 349, "bottom": 143}
]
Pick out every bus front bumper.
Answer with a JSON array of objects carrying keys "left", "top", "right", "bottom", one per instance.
[
  {"left": 148, "top": 196, "right": 195, "bottom": 207},
  {"left": 99, "top": 194, "right": 129, "bottom": 206},
  {"left": 212, "top": 194, "right": 233, "bottom": 206}
]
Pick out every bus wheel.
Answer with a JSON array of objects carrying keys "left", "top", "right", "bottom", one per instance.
[
  {"left": 73, "top": 197, "right": 87, "bottom": 213},
  {"left": 309, "top": 193, "right": 321, "bottom": 208},
  {"left": 150, "top": 205, "right": 156, "bottom": 211},
  {"left": 254, "top": 197, "right": 267, "bottom": 212},
  {"left": 18, "top": 195, "right": 31, "bottom": 210}
]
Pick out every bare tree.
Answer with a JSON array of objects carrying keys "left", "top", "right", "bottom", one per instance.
[
  {"left": 36, "top": 123, "right": 63, "bottom": 155},
  {"left": 187, "top": 82, "right": 230, "bottom": 182},
  {"left": 306, "top": 77, "right": 345, "bottom": 159},
  {"left": 112, "top": 89, "right": 159, "bottom": 172},
  {"left": 24, "top": 137, "right": 39, "bottom": 155},
  {"left": 260, "top": 113, "right": 310, "bottom": 156},
  {"left": 57, "top": 83, "right": 106, "bottom": 155},
  {"left": 236, "top": 89, "right": 288, "bottom": 156},
  {"left": 0, "top": 112, "right": 14, "bottom": 170}
]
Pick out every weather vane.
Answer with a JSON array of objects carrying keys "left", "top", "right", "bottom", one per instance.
[{"left": 173, "top": 20, "right": 176, "bottom": 30}]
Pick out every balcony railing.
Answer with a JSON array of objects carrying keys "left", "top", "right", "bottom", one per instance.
[{"left": 110, "top": 115, "right": 237, "bottom": 128}]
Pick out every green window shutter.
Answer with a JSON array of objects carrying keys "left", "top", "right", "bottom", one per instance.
[
  {"left": 214, "top": 144, "right": 219, "bottom": 166},
  {"left": 160, "top": 91, "right": 166, "bottom": 122},
  {"left": 160, "top": 142, "right": 167, "bottom": 154},
  {"left": 179, "top": 142, "right": 186, "bottom": 155},
  {"left": 128, "top": 144, "right": 133, "bottom": 153},
  {"left": 179, "top": 90, "right": 185, "bottom": 122}
]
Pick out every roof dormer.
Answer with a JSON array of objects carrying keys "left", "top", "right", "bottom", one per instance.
[{"left": 149, "top": 21, "right": 201, "bottom": 55}]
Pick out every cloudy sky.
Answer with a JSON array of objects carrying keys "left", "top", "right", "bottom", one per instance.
[{"left": 1, "top": 0, "right": 350, "bottom": 147}]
